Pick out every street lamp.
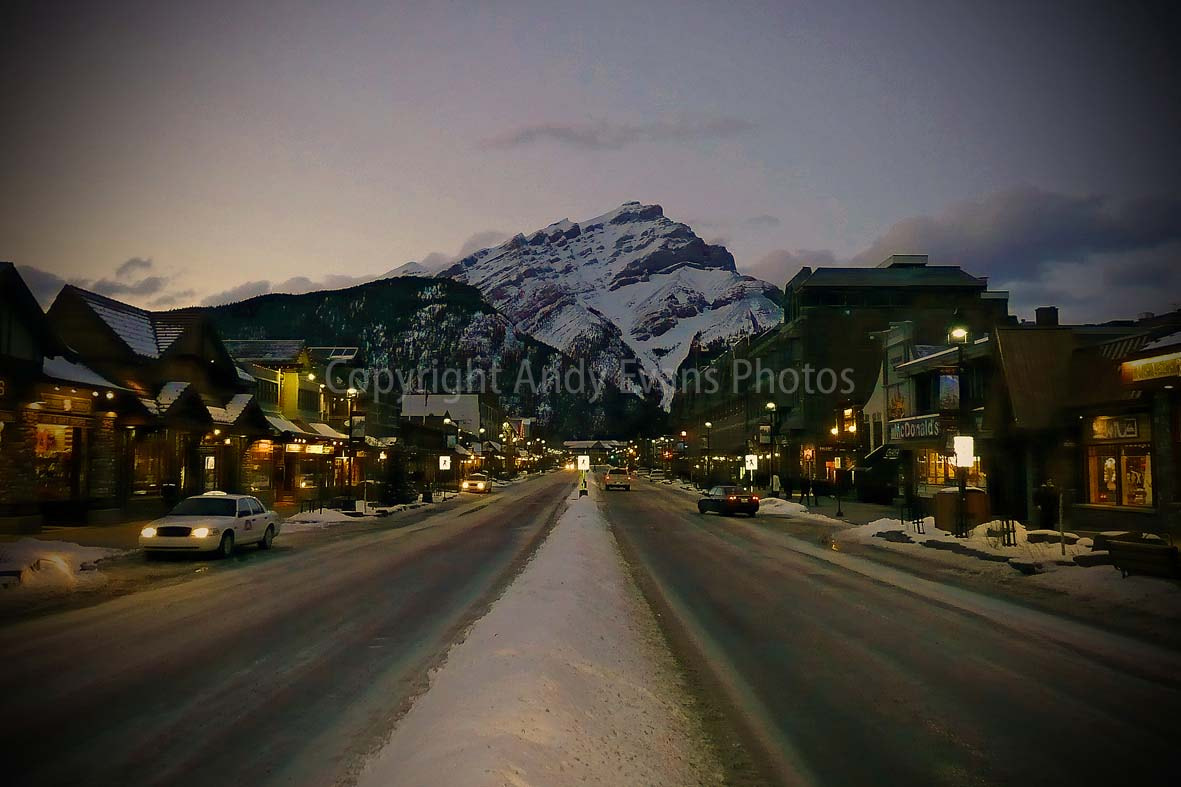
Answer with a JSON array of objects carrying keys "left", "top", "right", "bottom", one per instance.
[
  {"left": 949, "top": 323, "right": 971, "bottom": 536},
  {"left": 345, "top": 388, "right": 359, "bottom": 497},
  {"left": 765, "top": 402, "right": 777, "bottom": 497},
  {"left": 704, "top": 421, "right": 712, "bottom": 484}
]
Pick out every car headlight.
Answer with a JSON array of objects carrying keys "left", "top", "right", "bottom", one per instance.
[
  {"left": 476, "top": 482, "right": 486, "bottom": 489},
  {"left": 141, "top": 526, "right": 157, "bottom": 538},
  {"left": 191, "top": 526, "right": 220, "bottom": 538}
]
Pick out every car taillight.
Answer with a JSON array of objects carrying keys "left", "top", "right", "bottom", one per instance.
[
  {"left": 751, "top": 495, "right": 759, "bottom": 502},
  {"left": 727, "top": 495, "right": 737, "bottom": 501}
]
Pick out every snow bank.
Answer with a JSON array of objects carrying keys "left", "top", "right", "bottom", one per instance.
[
  {"left": 356, "top": 486, "right": 721, "bottom": 786},
  {"left": 844, "top": 517, "right": 1098, "bottom": 567},
  {"left": 282, "top": 503, "right": 427, "bottom": 530},
  {"left": 0, "top": 538, "right": 125, "bottom": 591}
]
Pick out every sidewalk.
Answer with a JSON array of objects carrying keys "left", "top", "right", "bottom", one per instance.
[{"left": 0, "top": 520, "right": 152, "bottom": 551}]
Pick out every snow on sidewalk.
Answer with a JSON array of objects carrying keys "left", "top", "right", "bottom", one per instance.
[
  {"left": 355, "top": 487, "right": 722, "bottom": 787},
  {"left": 0, "top": 538, "right": 125, "bottom": 591},
  {"left": 282, "top": 502, "right": 429, "bottom": 531}
]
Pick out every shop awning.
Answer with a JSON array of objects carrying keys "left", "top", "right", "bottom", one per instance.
[
  {"left": 266, "top": 414, "right": 311, "bottom": 436},
  {"left": 862, "top": 443, "right": 903, "bottom": 464},
  {"left": 308, "top": 422, "right": 349, "bottom": 440}
]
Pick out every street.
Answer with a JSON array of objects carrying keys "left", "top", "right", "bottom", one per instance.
[
  {"left": 4, "top": 473, "right": 1181, "bottom": 787},
  {"left": 604, "top": 479, "right": 1181, "bottom": 786},
  {"left": 0, "top": 473, "right": 570, "bottom": 787}
]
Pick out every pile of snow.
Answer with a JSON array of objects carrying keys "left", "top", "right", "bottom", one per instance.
[
  {"left": 283, "top": 503, "right": 427, "bottom": 531},
  {"left": 757, "top": 496, "right": 846, "bottom": 524},
  {"left": 0, "top": 538, "right": 125, "bottom": 591},
  {"left": 844, "top": 517, "right": 1095, "bottom": 565},
  {"left": 356, "top": 485, "right": 722, "bottom": 786}
]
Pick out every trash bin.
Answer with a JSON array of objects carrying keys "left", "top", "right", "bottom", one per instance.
[
  {"left": 422, "top": 488, "right": 433, "bottom": 504},
  {"left": 933, "top": 487, "right": 990, "bottom": 532}
]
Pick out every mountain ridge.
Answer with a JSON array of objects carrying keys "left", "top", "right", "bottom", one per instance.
[{"left": 437, "top": 201, "right": 783, "bottom": 405}]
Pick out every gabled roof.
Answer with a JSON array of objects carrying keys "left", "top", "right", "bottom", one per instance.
[
  {"left": 205, "top": 393, "right": 257, "bottom": 425},
  {"left": 1, "top": 262, "right": 67, "bottom": 357},
  {"left": 137, "top": 381, "right": 213, "bottom": 423},
  {"left": 60, "top": 286, "right": 205, "bottom": 359}
]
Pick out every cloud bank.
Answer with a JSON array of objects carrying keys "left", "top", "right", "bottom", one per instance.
[
  {"left": 742, "top": 187, "right": 1181, "bottom": 321},
  {"left": 480, "top": 117, "right": 753, "bottom": 151}
]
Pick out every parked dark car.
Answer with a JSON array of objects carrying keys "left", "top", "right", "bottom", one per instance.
[{"left": 697, "top": 485, "right": 760, "bottom": 517}]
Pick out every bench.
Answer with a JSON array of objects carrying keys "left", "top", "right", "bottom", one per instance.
[{"left": 1108, "top": 541, "right": 1180, "bottom": 579}]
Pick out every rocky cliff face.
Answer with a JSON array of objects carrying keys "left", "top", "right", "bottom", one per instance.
[{"left": 439, "top": 202, "right": 782, "bottom": 405}]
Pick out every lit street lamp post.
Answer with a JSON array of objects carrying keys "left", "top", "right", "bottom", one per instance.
[
  {"left": 950, "top": 324, "right": 971, "bottom": 537},
  {"left": 345, "top": 387, "right": 358, "bottom": 498},
  {"left": 704, "top": 421, "right": 712, "bottom": 486},
  {"left": 765, "top": 402, "right": 777, "bottom": 497}
]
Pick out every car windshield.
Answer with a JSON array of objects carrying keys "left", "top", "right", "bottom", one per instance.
[
  {"left": 168, "top": 497, "right": 237, "bottom": 517},
  {"left": 469, "top": 474, "right": 488, "bottom": 481},
  {"left": 719, "top": 487, "right": 744, "bottom": 496}
]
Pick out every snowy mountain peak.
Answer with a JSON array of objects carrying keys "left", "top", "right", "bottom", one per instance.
[
  {"left": 438, "top": 202, "right": 783, "bottom": 406},
  {"left": 382, "top": 261, "right": 432, "bottom": 278}
]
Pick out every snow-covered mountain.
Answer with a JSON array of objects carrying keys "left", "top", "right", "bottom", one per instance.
[
  {"left": 439, "top": 202, "right": 783, "bottom": 406},
  {"left": 381, "top": 261, "right": 432, "bottom": 278}
]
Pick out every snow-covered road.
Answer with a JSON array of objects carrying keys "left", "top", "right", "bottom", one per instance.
[{"left": 357, "top": 484, "right": 722, "bottom": 786}]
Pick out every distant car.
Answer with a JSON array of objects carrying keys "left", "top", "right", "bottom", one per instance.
[
  {"left": 603, "top": 467, "right": 633, "bottom": 490},
  {"left": 140, "top": 492, "right": 280, "bottom": 557},
  {"left": 698, "top": 486, "right": 760, "bottom": 517},
  {"left": 461, "top": 473, "right": 491, "bottom": 493}
]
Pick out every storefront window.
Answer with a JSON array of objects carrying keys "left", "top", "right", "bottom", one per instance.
[
  {"left": 916, "top": 448, "right": 986, "bottom": 490},
  {"left": 36, "top": 424, "right": 74, "bottom": 497},
  {"left": 1086, "top": 443, "right": 1152, "bottom": 507},
  {"left": 243, "top": 440, "right": 274, "bottom": 493},
  {"left": 132, "top": 432, "right": 166, "bottom": 494}
]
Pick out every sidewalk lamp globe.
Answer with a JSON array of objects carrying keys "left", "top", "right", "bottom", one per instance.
[{"left": 949, "top": 326, "right": 969, "bottom": 343}]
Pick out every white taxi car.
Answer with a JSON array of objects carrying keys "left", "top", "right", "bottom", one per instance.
[
  {"left": 461, "top": 473, "right": 492, "bottom": 493},
  {"left": 140, "top": 492, "right": 280, "bottom": 558}
]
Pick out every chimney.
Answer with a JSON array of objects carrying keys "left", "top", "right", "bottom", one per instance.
[{"left": 1034, "top": 306, "right": 1059, "bottom": 327}]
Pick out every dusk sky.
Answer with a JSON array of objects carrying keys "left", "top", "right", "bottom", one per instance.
[{"left": 3, "top": 0, "right": 1178, "bottom": 321}]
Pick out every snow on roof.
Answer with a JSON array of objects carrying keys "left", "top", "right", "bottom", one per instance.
[
  {"left": 207, "top": 393, "right": 256, "bottom": 425},
  {"left": 78, "top": 290, "right": 159, "bottom": 357},
  {"left": 1142, "top": 330, "right": 1181, "bottom": 353},
  {"left": 157, "top": 382, "right": 190, "bottom": 410},
  {"left": 72, "top": 289, "right": 202, "bottom": 358},
  {"left": 41, "top": 356, "right": 122, "bottom": 390}
]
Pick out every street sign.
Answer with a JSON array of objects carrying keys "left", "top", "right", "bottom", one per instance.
[
  {"left": 577, "top": 455, "right": 590, "bottom": 471},
  {"left": 439, "top": 455, "right": 451, "bottom": 471},
  {"left": 744, "top": 454, "right": 758, "bottom": 471}
]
